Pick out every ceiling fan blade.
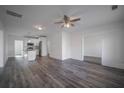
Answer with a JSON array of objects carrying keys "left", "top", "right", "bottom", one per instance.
[
  {"left": 70, "top": 23, "right": 75, "bottom": 27},
  {"left": 70, "top": 18, "right": 81, "bottom": 22},
  {"left": 61, "top": 24, "right": 64, "bottom": 28},
  {"left": 54, "top": 21, "right": 64, "bottom": 24}
]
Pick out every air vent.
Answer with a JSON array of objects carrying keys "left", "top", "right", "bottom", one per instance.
[
  {"left": 112, "top": 5, "right": 118, "bottom": 10},
  {"left": 6, "top": 10, "right": 22, "bottom": 18}
]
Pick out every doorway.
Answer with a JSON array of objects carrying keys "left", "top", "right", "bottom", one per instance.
[
  {"left": 39, "top": 41, "right": 42, "bottom": 57},
  {"left": 15, "top": 40, "right": 24, "bottom": 57}
]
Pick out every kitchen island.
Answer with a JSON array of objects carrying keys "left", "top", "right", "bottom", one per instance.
[{"left": 27, "top": 50, "right": 37, "bottom": 61}]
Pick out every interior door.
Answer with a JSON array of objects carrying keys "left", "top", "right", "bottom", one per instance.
[{"left": 15, "top": 40, "right": 23, "bottom": 57}]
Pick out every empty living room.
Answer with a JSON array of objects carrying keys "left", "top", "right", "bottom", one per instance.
[{"left": 0, "top": 2, "right": 124, "bottom": 89}]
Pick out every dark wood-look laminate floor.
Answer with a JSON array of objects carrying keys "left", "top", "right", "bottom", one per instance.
[{"left": 0, "top": 56, "right": 124, "bottom": 88}]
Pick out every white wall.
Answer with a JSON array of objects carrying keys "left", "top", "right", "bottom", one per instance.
[
  {"left": 0, "top": 21, "right": 4, "bottom": 67},
  {"left": 4, "top": 31, "right": 8, "bottom": 64},
  {"left": 40, "top": 37, "right": 48, "bottom": 56},
  {"left": 84, "top": 31, "right": 103, "bottom": 57},
  {"left": 82, "top": 21, "right": 124, "bottom": 69},
  {"left": 61, "top": 31, "right": 84, "bottom": 61},
  {"left": 101, "top": 22, "right": 124, "bottom": 69},
  {"left": 7, "top": 35, "right": 25, "bottom": 57},
  {"left": 48, "top": 30, "right": 83, "bottom": 61},
  {"left": 70, "top": 31, "right": 83, "bottom": 61},
  {"left": 48, "top": 30, "right": 62, "bottom": 60},
  {"left": 60, "top": 21, "right": 124, "bottom": 69},
  {"left": 62, "top": 31, "right": 71, "bottom": 60},
  {"left": 47, "top": 29, "right": 84, "bottom": 61},
  {"left": 0, "top": 8, "right": 7, "bottom": 66},
  {"left": 61, "top": 29, "right": 102, "bottom": 61}
]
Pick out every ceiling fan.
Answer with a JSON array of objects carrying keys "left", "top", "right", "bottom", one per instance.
[{"left": 55, "top": 15, "right": 81, "bottom": 28}]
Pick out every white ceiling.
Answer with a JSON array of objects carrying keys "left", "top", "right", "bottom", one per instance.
[{"left": 0, "top": 5, "right": 124, "bottom": 36}]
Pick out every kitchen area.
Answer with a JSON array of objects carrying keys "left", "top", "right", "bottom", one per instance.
[{"left": 23, "top": 36, "right": 48, "bottom": 61}]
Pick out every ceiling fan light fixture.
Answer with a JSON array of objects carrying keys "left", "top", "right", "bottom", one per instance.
[
  {"left": 64, "top": 23, "right": 70, "bottom": 28},
  {"left": 66, "top": 23, "right": 70, "bottom": 28}
]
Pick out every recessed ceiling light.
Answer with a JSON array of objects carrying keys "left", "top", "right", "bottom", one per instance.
[
  {"left": 34, "top": 25, "right": 43, "bottom": 31},
  {"left": 28, "top": 40, "right": 31, "bottom": 43}
]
